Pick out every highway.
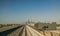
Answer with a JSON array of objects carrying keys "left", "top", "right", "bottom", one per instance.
[{"left": 0, "top": 25, "right": 44, "bottom": 36}]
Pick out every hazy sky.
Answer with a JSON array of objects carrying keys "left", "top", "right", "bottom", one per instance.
[{"left": 0, "top": 0, "right": 60, "bottom": 24}]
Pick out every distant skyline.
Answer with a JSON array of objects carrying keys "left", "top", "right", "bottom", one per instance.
[{"left": 0, "top": 0, "right": 60, "bottom": 24}]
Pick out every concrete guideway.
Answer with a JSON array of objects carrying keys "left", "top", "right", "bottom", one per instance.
[
  {"left": 0, "top": 25, "right": 44, "bottom": 36},
  {"left": 22, "top": 25, "right": 33, "bottom": 36},
  {"left": 26, "top": 25, "right": 44, "bottom": 36},
  {"left": 26, "top": 26, "right": 33, "bottom": 36},
  {"left": 21, "top": 26, "right": 25, "bottom": 36},
  {"left": 7, "top": 26, "right": 24, "bottom": 36},
  {"left": 0, "top": 25, "right": 23, "bottom": 36}
]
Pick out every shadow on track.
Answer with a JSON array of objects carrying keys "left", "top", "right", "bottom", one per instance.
[{"left": 0, "top": 26, "right": 23, "bottom": 36}]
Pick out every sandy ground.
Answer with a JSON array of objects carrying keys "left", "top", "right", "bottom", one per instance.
[
  {"left": 0, "top": 25, "right": 19, "bottom": 32},
  {"left": 38, "top": 30, "right": 60, "bottom": 36}
]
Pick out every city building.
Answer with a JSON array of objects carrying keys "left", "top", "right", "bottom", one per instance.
[{"left": 34, "top": 22, "right": 57, "bottom": 30}]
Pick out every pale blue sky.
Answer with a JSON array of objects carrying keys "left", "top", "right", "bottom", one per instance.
[{"left": 0, "top": 0, "right": 60, "bottom": 24}]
